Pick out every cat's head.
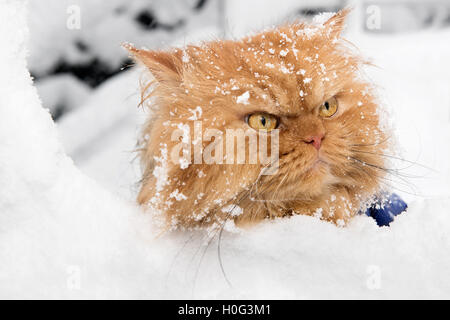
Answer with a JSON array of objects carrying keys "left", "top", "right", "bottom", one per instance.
[{"left": 128, "top": 10, "right": 388, "bottom": 228}]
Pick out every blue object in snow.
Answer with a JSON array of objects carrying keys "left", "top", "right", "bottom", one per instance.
[{"left": 364, "top": 193, "right": 407, "bottom": 227}]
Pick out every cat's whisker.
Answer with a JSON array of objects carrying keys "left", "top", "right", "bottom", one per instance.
[
  {"left": 188, "top": 198, "right": 241, "bottom": 290},
  {"left": 376, "top": 176, "right": 423, "bottom": 197},
  {"left": 374, "top": 171, "right": 420, "bottom": 195},
  {"left": 190, "top": 231, "right": 217, "bottom": 297},
  {"left": 191, "top": 189, "right": 252, "bottom": 294},
  {"left": 271, "top": 165, "right": 292, "bottom": 201},
  {"left": 350, "top": 149, "right": 436, "bottom": 174},
  {"left": 349, "top": 135, "right": 392, "bottom": 148},
  {"left": 215, "top": 190, "right": 252, "bottom": 288},
  {"left": 164, "top": 232, "right": 197, "bottom": 291},
  {"left": 347, "top": 159, "right": 421, "bottom": 196},
  {"left": 348, "top": 156, "right": 418, "bottom": 179},
  {"left": 248, "top": 162, "right": 274, "bottom": 199}
]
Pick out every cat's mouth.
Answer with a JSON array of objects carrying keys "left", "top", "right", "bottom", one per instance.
[
  {"left": 303, "top": 157, "right": 330, "bottom": 179},
  {"left": 277, "top": 149, "right": 330, "bottom": 176},
  {"left": 306, "top": 148, "right": 329, "bottom": 170},
  {"left": 309, "top": 158, "right": 327, "bottom": 171},
  {"left": 257, "top": 151, "right": 335, "bottom": 201}
]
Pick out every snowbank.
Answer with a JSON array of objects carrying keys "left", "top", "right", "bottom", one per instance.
[
  {"left": 1, "top": 1, "right": 450, "bottom": 299},
  {"left": 0, "top": 0, "right": 148, "bottom": 298},
  {"left": 28, "top": 0, "right": 221, "bottom": 75},
  {"left": 55, "top": 68, "right": 146, "bottom": 200}
]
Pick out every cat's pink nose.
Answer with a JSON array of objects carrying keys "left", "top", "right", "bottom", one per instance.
[{"left": 304, "top": 134, "right": 324, "bottom": 150}]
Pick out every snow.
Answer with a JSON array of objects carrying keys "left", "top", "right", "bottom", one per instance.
[
  {"left": 236, "top": 91, "right": 251, "bottom": 105},
  {"left": 187, "top": 106, "right": 203, "bottom": 121},
  {"left": 313, "top": 12, "right": 336, "bottom": 25},
  {"left": 35, "top": 74, "right": 92, "bottom": 117},
  {"left": 221, "top": 205, "right": 244, "bottom": 217},
  {"left": 55, "top": 68, "right": 145, "bottom": 199},
  {"left": 353, "top": 30, "right": 450, "bottom": 202},
  {"left": 28, "top": 0, "right": 221, "bottom": 75},
  {"left": 279, "top": 49, "right": 288, "bottom": 57},
  {"left": 1, "top": 1, "right": 450, "bottom": 299},
  {"left": 27, "top": 0, "right": 222, "bottom": 123}
]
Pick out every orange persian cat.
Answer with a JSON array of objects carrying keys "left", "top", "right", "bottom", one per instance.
[{"left": 127, "top": 10, "right": 388, "bottom": 230}]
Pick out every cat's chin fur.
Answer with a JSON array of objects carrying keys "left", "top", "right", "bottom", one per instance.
[{"left": 127, "top": 9, "right": 388, "bottom": 230}]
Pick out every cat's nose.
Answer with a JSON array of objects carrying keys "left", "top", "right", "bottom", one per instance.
[{"left": 304, "top": 134, "right": 324, "bottom": 150}]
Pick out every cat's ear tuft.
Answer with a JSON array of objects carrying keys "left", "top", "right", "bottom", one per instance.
[
  {"left": 323, "top": 8, "right": 351, "bottom": 38},
  {"left": 124, "top": 44, "right": 182, "bottom": 84}
]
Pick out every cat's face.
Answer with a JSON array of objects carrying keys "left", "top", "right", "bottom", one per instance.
[{"left": 129, "top": 10, "right": 387, "bottom": 227}]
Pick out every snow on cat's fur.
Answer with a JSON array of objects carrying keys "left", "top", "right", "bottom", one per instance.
[{"left": 128, "top": 10, "right": 388, "bottom": 229}]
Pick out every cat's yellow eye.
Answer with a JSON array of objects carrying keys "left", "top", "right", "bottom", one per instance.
[
  {"left": 247, "top": 112, "right": 278, "bottom": 132},
  {"left": 319, "top": 97, "right": 338, "bottom": 118}
]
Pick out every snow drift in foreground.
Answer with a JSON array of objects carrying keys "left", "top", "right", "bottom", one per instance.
[{"left": 1, "top": 1, "right": 450, "bottom": 299}]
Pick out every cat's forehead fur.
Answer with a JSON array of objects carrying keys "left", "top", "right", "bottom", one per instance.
[{"left": 129, "top": 10, "right": 358, "bottom": 118}]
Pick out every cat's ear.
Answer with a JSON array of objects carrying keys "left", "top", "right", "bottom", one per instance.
[
  {"left": 323, "top": 8, "right": 351, "bottom": 38},
  {"left": 124, "top": 44, "right": 182, "bottom": 84}
]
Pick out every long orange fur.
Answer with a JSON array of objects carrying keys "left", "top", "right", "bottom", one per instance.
[{"left": 127, "top": 10, "right": 388, "bottom": 229}]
